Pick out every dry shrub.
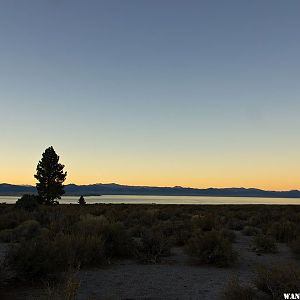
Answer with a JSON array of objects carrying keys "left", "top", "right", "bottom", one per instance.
[
  {"left": 187, "top": 230, "right": 237, "bottom": 267},
  {"left": 15, "top": 194, "right": 40, "bottom": 211},
  {"left": 268, "top": 221, "right": 297, "bottom": 243},
  {"left": 221, "top": 229, "right": 236, "bottom": 242},
  {"left": 0, "top": 209, "right": 30, "bottom": 231},
  {"left": 253, "top": 234, "right": 277, "bottom": 254},
  {"left": 7, "top": 218, "right": 131, "bottom": 279},
  {"left": 223, "top": 278, "right": 255, "bottom": 300},
  {"left": 76, "top": 214, "right": 109, "bottom": 235},
  {"left": 77, "top": 215, "right": 132, "bottom": 259},
  {"left": 8, "top": 233, "right": 105, "bottom": 279},
  {"left": 191, "top": 214, "right": 217, "bottom": 231},
  {"left": 242, "top": 226, "right": 260, "bottom": 236},
  {"left": 227, "top": 218, "right": 245, "bottom": 231},
  {"left": 52, "top": 233, "right": 105, "bottom": 267},
  {"left": 133, "top": 229, "right": 171, "bottom": 264},
  {"left": 255, "top": 264, "right": 300, "bottom": 299},
  {"left": 0, "top": 220, "right": 46, "bottom": 243},
  {"left": 45, "top": 267, "right": 80, "bottom": 300}
]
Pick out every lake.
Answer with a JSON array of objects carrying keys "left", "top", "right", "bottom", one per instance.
[{"left": 1, "top": 195, "right": 300, "bottom": 205}]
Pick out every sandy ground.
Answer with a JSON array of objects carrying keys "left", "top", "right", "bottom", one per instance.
[
  {"left": 77, "top": 232, "right": 297, "bottom": 300},
  {"left": 1, "top": 231, "right": 300, "bottom": 300}
]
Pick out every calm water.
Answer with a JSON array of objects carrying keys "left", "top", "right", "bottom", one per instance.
[{"left": 0, "top": 195, "right": 300, "bottom": 205}]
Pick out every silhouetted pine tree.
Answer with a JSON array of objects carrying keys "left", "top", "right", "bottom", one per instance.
[
  {"left": 78, "top": 195, "right": 86, "bottom": 205},
  {"left": 34, "top": 146, "right": 67, "bottom": 205}
]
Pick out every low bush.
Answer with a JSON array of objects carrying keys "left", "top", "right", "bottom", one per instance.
[
  {"left": 76, "top": 214, "right": 109, "bottom": 236},
  {"left": 242, "top": 226, "right": 260, "bottom": 236},
  {"left": 223, "top": 264, "right": 300, "bottom": 300},
  {"left": 133, "top": 230, "right": 171, "bottom": 264},
  {"left": 15, "top": 194, "right": 40, "bottom": 211},
  {"left": 8, "top": 236, "right": 54, "bottom": 279},
  {"left": 7, "top": 232, "right": 105, "bottom": 279},
  {"left": 13, "top": 220, "right": 45, "bottom": 241},
  {"left": 191, "top": 214, "right": 217, "bottom": 231},
  {"left": 7, "top": 217, "right": 133, "bottom": 279},
  {"left": 102, "top": 222, "right": 132, "bottom": 259},
  {"left": 61, "top": 269, "right": 81, "bottom": 300},
  {"left": 255, "top": 264, "right": 300, "bottom": 299},
  {"left": 247, "top": 215, "right": 263, "bottom": 227},
  {"left": 221, "top": 229, "right": 236, "bottom": 242},
  {"left": 0, "top": 210, "right": 30, "bottom": 231},
  {"left": 0, "top": 220, "right": 45, "bottom": 242},
  {"left": 171, "top": 220, "right": 192, "bottom": 246},
  {"left": 253, "top": 234, "right": 277, "bottom": 254},
  {"left": 76, "top": 215, "right": 133, "bottom": 259},
  {"left": 268, "top": 220, "right": 297, "bottom": 243},
  {"left": 227, "top": 218, "right": 245, "bottom": 231},
  {"left": 223, "top": 278, "right": 255, "bottom": 300},
  {"left": 52, "top": 233, "right": 105, "bottom": 268},
  {"left": 187, "top": 230, "right": 237, "bottom": 267},
  {"left": 45, "top": 267, "right": 80, "bottom": 300},
  {"left": 128, "top": 224, "right": 148, "bottom": 238}
]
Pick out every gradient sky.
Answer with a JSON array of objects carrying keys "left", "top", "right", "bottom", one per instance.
[{"left": 1, "top": 0, "right": 300, "bottom": 190}]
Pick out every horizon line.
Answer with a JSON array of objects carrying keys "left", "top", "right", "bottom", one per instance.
[{"left": 1, "top": 182, "right": 299, "bottom": 193}]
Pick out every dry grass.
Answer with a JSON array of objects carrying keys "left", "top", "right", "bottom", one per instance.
[
  {"left": 223, "top": 277, "right": 255, "bottom": 300},
  {"left": 45, "top": 267, "right": 81, "bottom": 300},
  {"left": 255, "top": 264, "right": 300, "bottom": 299}
]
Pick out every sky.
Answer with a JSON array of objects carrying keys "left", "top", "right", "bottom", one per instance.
[{"left": 0, "top": 0, "right": 300, "bottom": 190}]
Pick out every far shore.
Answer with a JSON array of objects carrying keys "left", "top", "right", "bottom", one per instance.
[{"left": 1, "top": 194, "right": 300, "bottom": 205}]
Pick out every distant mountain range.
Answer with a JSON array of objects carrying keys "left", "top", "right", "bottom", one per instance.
[{"left": 0, "top": 183, "right": 300, "bottom": 198}]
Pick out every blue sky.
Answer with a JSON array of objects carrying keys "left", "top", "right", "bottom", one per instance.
[{"left": 1, "top": 0, "right": 300, "bottom": 189}]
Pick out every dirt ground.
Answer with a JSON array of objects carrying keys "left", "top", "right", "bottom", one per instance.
[{"left": 1, "top": 231, "right": 300, "bottom": 299}]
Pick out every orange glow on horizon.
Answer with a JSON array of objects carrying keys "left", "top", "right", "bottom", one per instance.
[
  {"left": 1, "top": 148, "right": 299, "bottom": 192},
  {"left": 2, "top": 175, "right": 299, "bottom": 192}
]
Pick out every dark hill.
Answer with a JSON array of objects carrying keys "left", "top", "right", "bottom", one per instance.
[{"left": 0, "top": 183, "right": 300, "bottom": 198}]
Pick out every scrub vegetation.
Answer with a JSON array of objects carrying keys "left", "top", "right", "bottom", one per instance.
[
  {"left": 0, "top": 202, "right": 300, "bottom": 298},
  {"left": 223, "top": 264, "right": 300, "bottom": 300}
]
